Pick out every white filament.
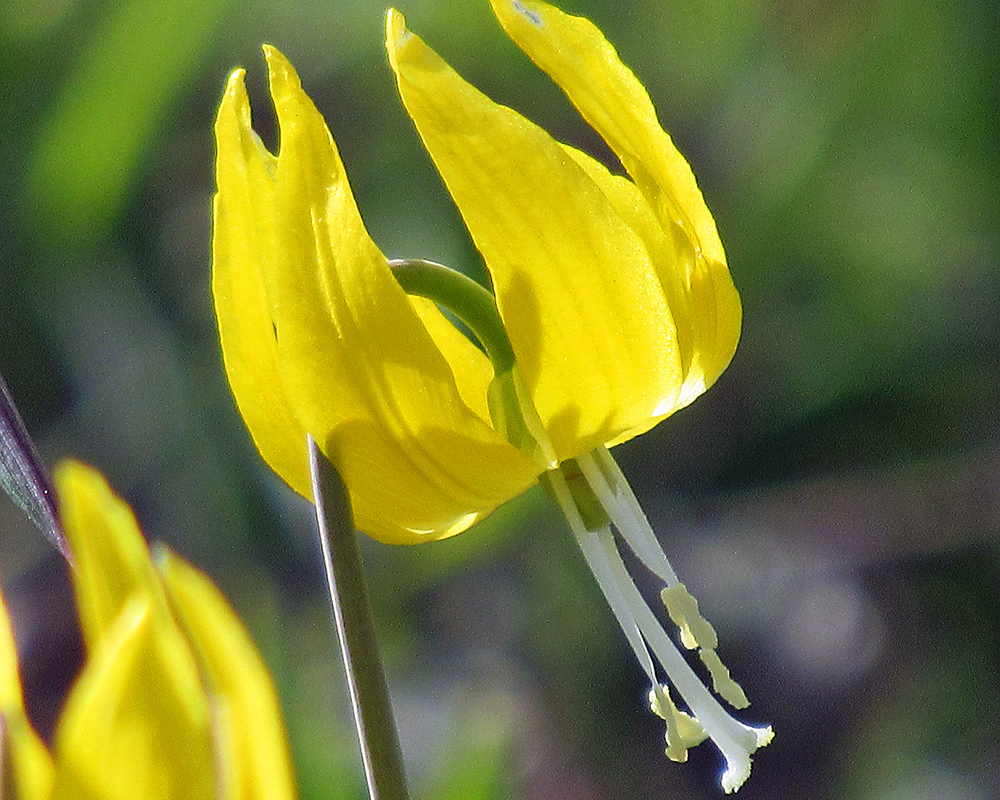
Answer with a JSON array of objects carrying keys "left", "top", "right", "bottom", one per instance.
[{"left": 547, "top": 446, "right": 772, "bottom": 793}]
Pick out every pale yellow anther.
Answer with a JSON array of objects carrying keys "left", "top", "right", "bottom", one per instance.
[
  {"left": 662, "top": 583, "right": 718, "bottom": 650},
  {"left": 699, "top": 648, "right": 750, "bottom": 709},
  {"left": 649, "top": 684, "right": 708, "bottom": 762},
  {"left": 662, "top": 583, "right": 751, "bottom": 710}
]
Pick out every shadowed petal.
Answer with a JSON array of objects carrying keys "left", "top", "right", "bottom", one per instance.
[
  {"left": 386, "top": 11, "right": 684, "bottom": 461},
  {"left": 229, "top": 48, "right": 537, "bottom": 542},
  {"left": 491, "top": 0, "right": 741, "bottom": 403},
  {"left": 160, "top": 551, "right": 297, "bottom": 800},
  {"left": 50, "top": 598, "right": 215, "bottom": 800}
]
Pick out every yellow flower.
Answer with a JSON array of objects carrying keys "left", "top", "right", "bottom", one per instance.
[
  {"left": 0, "top": 461, "right": 297, "bottom": 800},
  {"left": 212, "top": 0, "right": 768, "bottom": 790},
  {"left": 387, "top": 1, "right": 742, "bottom": 460},
  {"left": 0, "top": 597, "right": 53, "bottom": 800},
  {"left": 212, "top": 0, "right": 739, "bottom": 545}
]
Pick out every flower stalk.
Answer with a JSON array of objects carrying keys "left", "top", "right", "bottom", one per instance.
[
  {"left": 308, "top": 437, "right": 411, "bottom": 800},
  {"left": 389, "top": 259, "right": 515, "bottom": 373}
]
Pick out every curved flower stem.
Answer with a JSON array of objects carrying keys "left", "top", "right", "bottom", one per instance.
[
  {"left": 388, "top": 258, "right": 515, "bottom": 372},
  {"left": 308, "top": 436, "right": 410, "bottom": 800},
  {"left": 389, "top": 258, "right": 557, "bottom": 468}
]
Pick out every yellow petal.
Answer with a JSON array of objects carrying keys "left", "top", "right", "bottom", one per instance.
[
  {"left": 50, "top": 598, "right": 215, "bottom": 800},
  {"left": 213, "top": 67, "right": 311, "bottom": 497},
  {"left": 490, "top": 0, "right": 741, "bottom": 401},
  {"left": 410, "top": 295, "right": 496, "bottom": 426},
  {"left": 555, "top": 143, "right": 700, "bottom": 439},
  {"left": 54, "top": 460, "right": 165, "bottom": 650},
  {"left": 0, "top": 591, "right": 55, "bottom": 800},
  {"left": 255, "top": 46, "right": 537, "bottom": 542},
  {"left": 386, "top": 11, "right": 684, "bottom": 461},
  {"left": 158, "top": 550, "right": 297, "bottom": 800}
]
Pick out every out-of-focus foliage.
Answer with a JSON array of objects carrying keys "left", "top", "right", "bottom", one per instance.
[{"left": 1, "top": 0, "right": 998, "bottom": 798}]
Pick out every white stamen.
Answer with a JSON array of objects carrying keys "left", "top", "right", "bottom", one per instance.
[
  {"left": 544, "top": 469, "right": 658, "bottom": 683},
  {"left": 595, "top": 525, "right": 770, "bottom": 792},
  {"left": 548, "top": 448, "right": 772, "bottom": 793},
  {"left": 578, "top": 450, "right": 679, "bottom": 586}
]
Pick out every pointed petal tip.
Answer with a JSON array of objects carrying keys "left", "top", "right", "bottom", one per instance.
[
  {"left": 52, "top": 457, "right": 87, "bottom": 489},
  {"left": 384, "top": 8, "right": 410, "bottom": 61},
  {"left": 216, "top": 66, "right": 249, "bottom": 132},
  {"left": 262, "top": 44, "right": 297, "bottom": 88},
  {"left": 224, "top": 66, "right": 246, "bottom": 93},
  {"left": 261, "top": 43, "right": 285, "bottom": 68},
  {"left": 261, "top": 44, "right": 313, "bottom": 131}
]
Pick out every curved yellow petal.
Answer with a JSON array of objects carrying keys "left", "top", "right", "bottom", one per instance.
[
  {"left": 213, "top": 67, "right": 311, "bottom": 497},
  {"left": 556, "top": 143, "right": 707, "bottom": 433},
  {"left": 410, "top": 295, "right": 496, "bottom": 426},
  {"left": 51, "top": 598, "right": 215, "bottom": 800},
  {"left": 253, "top": 47, "right": 537, "bottom": 542},
  {"left": 490, "top": 0, "right": 741, "bottom": 400},
  {"left": 53, "top": 462, "right": 216, "bottom": 795},
  {"left": 159, "top": 550, "right": 297, "bottom": 800},
  {"left": 0, "top": 592, "right": 54, "bottom": 800},
  {"left": 54, "top": 460, "right": 165, "bottom": 651},
  {"left": 386, "top": 11, "right": 684, "bottom": 461}
]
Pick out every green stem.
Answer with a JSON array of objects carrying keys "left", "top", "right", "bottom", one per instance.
[
  {"left": 538, "top": 458, "right": 610, "bottom": 532},
  {"left": 308, "top": 436, "right": 410, "bottom": 800},
  {"left": 389, "top": 258, "right": 515, "bottom": 373}
]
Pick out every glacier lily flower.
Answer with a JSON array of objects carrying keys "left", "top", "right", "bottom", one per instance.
[
  {"left": 1, "top": 461, "right": 298, "bottom": 800},
  {"left": 212, "top": 0, "right": 771, "bottom": 790}
]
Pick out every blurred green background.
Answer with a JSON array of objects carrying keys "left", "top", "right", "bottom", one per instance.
[{"left": 2, "top": 0, "right": 999, "bottom": 797}]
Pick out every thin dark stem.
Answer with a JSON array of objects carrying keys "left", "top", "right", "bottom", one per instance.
[
  {"left": 307, "top": 436, "right": 410, "bottom": 800},
  {"left": 0, "top": 368, "right": 66, "bottom": 557}
]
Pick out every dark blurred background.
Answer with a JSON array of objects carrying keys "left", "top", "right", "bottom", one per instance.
[{"left": 2, "top": 0, "right": 999, "bottom": 797}]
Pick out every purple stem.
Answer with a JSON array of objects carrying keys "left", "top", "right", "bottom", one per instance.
[{"left": 0, "top": 369, "right": 67, "bottom": 557}]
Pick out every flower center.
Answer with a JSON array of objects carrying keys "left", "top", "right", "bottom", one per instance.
[
  {"left": 390, "top": 257, "right": 771, "bottom": 791},
  {"left": 389, "top": 258, "right": 556, "bottom": 468}
]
